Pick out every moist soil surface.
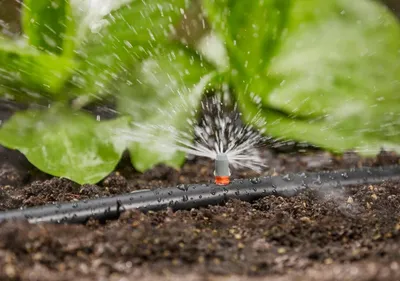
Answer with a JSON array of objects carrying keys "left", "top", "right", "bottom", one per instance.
[{"left": 0, "top": 147, "right": 400, "bottom": 280}]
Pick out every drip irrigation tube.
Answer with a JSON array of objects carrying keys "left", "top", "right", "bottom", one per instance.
[{"left": 1, "top": 165, "right": 400, "bottom": 224}]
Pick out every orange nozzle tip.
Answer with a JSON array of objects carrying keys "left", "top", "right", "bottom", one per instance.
[{"left": 215, "top": 176, "right": 230, "bottom": 186}]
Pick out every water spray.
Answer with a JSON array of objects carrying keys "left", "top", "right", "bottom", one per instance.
[
  {"left": 2, "top": 96, "right": 399, "bottom": 225},
  {"left": 214, "top": 153, "right": 230, "bottom": 185},
  {"left": 0, "top": 165, "right": 400, "bottom": 224}
]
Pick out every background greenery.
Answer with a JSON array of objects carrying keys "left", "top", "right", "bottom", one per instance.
[{"left": 0, "top": 0, "right": 399, "bottom": 184}]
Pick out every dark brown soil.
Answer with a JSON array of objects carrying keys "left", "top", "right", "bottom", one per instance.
[{"left": 0, "top": 147, "right": 400, "bottom": 281}]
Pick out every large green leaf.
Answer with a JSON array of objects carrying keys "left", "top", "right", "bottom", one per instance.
[
  {"left": 69, "top": 0, "right": 190, "bottom": 105},
  {"left": 205, "top": 0, "right": 400, "bottom": 154},
  {"left": 117, "top": 45, "right": 216, "bottom": 171},
  {"left": 0, "top": 38, "right": 76, "bottom": 97},
  {"left": 203, "top": 0, "right": 291, "bottom": 72},
  {"left": 22, "top": 0, "right": 76, "bottom": 55},
  {"left": 0, "top": 106, "right": 130, "bottom": 184},
  {"left": 236, "top": 87, "right": 398, "bottom": 154}
]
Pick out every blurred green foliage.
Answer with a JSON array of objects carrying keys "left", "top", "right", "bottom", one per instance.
[
  {"left": 205, "top": 0, "right": 400, "bottom": 153},
  {"left": 0, "top": 0, "right": 399, "bottom": 184}
]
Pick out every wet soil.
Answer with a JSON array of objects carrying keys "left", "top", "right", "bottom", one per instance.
[{"left": 0, "top": 147, "right": 399, "bottom": 280}]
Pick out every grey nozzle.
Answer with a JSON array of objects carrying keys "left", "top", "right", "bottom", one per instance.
[{"left": 214, "top": 153, "right": 230, "bottom": 177}]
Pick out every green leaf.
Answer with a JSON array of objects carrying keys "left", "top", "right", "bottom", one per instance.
[
  {"left": 69, "top": 0, "right": 190, "bottom": 105},
  {"left": 206, "top": 0, "right": 400, "bottom": 155},
  {"left": 236, "top": 88, "right": 366, "bottom": 153},
  {"left": 238, "top": 89, "right": 400, "bottom": 154},
  {"left": 0, "top": 38, "right": 76, "bottom": 96},
  {"left": 22, "top": 0, "right": 76, "bottom": 55},
  {"left": 0, "top": 106, "right": 130, "bottom": 184},
  {"left": 203, "top": 0, "right": 291, "bottom": 72},
  {"left": 69, "top": 0, "right": 137, "bottom": 44},
  {"left": 117, "top": 45, "right": 215, "bottom": 171},
  {"left": 264, "top": 1, "right": 400, "bottom": 118}
]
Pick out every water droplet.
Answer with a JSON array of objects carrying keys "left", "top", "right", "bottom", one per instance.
[
  {"left": 157, "top": 197, "right": 162, "bottom": 203},
  {"left": 282, "top": 174, "right": 291, "bottom": 181},
  {"left": 235, "top": 190, "right": 240, "bottom": 196},
  {"left": 250, "top": 177, "right": 261, "bottom": 184},
  {"left": 182, "top": 195, "right": 189, "bottom": 202},
  {"left": 199, "top": 195, "right": 203, "bottom": 199},
  {"left": 177, "top": 184, "right": 188, "bottom": 191},
  {"left": 168, "top": 191, "right": 173, "bottom": 196},
  {"left": 211, "top": 190, "right": 216, "bottom": 196},
  {"left": 72, "top": 203, "right": 78, "bottom": 209},
  {"left": 299, "top": 172, "right": 307, "bottom": 178},
  {"left": 314, "top": 175, "right": 322, "bottom": 185},
  {"left": 341, "top": 172, "right": 349, "bottom": 179}
]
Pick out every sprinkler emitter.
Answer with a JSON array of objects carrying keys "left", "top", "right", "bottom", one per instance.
[{"left": 214, "top": 153, "right": 230, "bottom": 185}]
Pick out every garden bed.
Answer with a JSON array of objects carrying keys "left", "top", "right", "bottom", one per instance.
[
  {"left": 1, "top": 0, "right": 400, "bottom": 280},
  {"left": 0, "top": 146, "right": 399, "bottom": 280}
]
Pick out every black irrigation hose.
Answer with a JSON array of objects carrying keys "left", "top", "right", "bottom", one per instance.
[{"left": 1, "top": 165, "right": 400, "bottom": 225}]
